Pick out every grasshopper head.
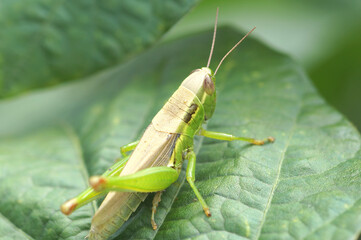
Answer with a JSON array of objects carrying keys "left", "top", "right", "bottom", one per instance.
[
  {"left": 179, "top": 8, "right": 255, "bottom": 122},
  {"left": 181, "top": 67, "right": 216, "bottom": 121}
]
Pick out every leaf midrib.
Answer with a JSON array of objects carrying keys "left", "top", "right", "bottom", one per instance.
[{"left": 253, "top": 95, "right": 301, "bottom": 239}]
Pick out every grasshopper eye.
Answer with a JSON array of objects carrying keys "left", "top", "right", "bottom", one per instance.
[{"left": 203, "top": 74, "right": 215, "bottom": 95}]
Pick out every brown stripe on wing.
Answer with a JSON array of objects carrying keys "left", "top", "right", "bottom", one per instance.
[{"left": 150, "top": 133, "right": 180, "bottom": 167}]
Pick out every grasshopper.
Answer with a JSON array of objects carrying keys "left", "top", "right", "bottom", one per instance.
[{"left": 60, "top": 9, "right": 274, "bottom": 239}]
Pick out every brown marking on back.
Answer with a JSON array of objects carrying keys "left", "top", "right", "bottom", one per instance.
[{"left": 184, "top": 103, "right": 198, "bottom": 123}]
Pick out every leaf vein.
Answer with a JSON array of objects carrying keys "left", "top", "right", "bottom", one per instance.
[{"left": 0, "top": 212, "right": 35, "bottom": 240}]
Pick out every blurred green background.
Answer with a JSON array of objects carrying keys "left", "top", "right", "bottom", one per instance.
[
  {"left": 1, "top": 0, "right": 360, "bottom": 130},
  {"left": 165, "top": 0, "right": 361, "bottom": 131}
]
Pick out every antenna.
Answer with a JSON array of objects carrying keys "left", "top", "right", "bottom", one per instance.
[
  {"left": 206, "top": 8, "right": 219, "bottom": 68},
  {"left": 214, "top": 26, "right": 256, "bottom": 75}
]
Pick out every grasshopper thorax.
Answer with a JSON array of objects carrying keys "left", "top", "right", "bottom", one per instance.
[{"left": 181, "top": 67, "right": 216, "bottom": 120}]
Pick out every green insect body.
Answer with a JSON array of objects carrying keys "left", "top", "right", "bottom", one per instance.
[{"left": 61, "top": 9, "right": 274, "bottom": 240}]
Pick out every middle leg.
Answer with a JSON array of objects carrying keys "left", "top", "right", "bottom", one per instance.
[
  {"left": 186, "top": 150, "right": 211, "bottom": 217},
  {"left": 198, "top": 128, "right": 274, "bottom": 145},
  {"left": 151, "top": 191, "right": 163, "bottom": 230}
]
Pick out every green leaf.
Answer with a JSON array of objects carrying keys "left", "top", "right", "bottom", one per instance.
[
  {"left": 0, "top": 0, "right": 199, "bottom": 98},
  {"left": 0, "top": 27, "right": 360, "bottom": 239}
]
